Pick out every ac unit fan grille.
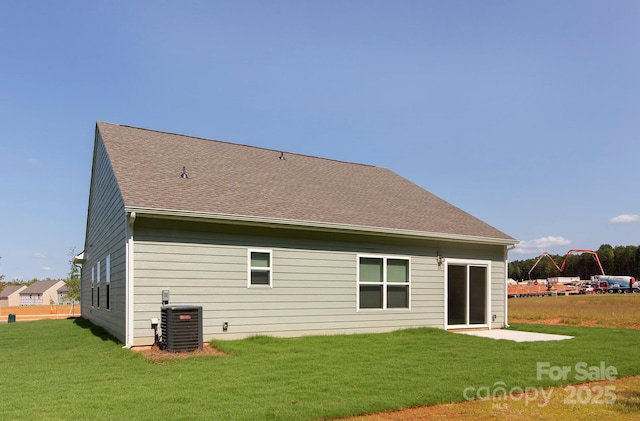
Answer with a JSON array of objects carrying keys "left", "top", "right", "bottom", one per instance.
[{"left": 160, "top": 306, "right": 203, "bottom": 352}]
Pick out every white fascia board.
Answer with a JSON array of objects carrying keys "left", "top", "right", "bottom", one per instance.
[
  {"left": 73, "top": 251, "right": 86, "bottom": 264},
  {"left": 125, "top": 206, "right": 519, "bottom": 246}
]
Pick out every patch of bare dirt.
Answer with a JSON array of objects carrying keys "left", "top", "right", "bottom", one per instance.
[
  {"left": 0, "top": 305, "right": 80, "bottom": 321},
  {"left": 510, "top": 318, "right": 640, "bottom": 329},
  {"left": 132, "top": 343, "right": 226, "bottom": 362},
  {"left": 510, "top": 317, "right": 565, "bottom": 326}
]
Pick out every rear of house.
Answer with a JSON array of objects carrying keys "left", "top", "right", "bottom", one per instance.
[{"left": 80, "top": 122, "right": 518, "bottom": 347}]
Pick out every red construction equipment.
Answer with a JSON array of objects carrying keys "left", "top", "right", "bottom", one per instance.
[{"left": 527, "top": 249, "right": 605, "bottom": 280}]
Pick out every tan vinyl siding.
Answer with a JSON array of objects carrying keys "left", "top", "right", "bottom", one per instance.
[
  {"left": 130, "top": 218, "right": 506, "bottom": 344},
  {"left": 81, "top": 132, "right": 127, "bottom": 342},
  {"left": 490, "top": 259, "right": 506, "bottom": 328}
]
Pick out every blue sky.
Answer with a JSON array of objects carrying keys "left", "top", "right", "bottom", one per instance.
[{"left": 1, "top": 1, "right": 638, "bottom": 281}]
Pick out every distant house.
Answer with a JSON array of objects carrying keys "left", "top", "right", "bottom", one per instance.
[
  {"left": 19, "top": 280, "right": 66, "bottom": 306},
  {"left": 79, "top": 122, "right": 518, "bottom": 347},
  {"left": 57, "top": 284, "right": 79, "bottom": 305},
  {"left": 0, "top": 285, "right": 27, "bottom": 308}
]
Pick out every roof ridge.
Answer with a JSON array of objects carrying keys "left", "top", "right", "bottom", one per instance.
[{"left": 106, "top": 122, "right": 377, "bottom": 169}]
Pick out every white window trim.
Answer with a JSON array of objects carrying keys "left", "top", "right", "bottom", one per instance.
[
  {"left": 247, "top": 249, "right": 273, "bottom": 288},
  {"left": 91, "top": 266, "right": 95, "bottom": 308},
  {"left": 444, "top": 258, "right": 492, "bottom": 330},
  {"left": 96, "top": 261, "right": 101, "bottom": 309},
  {"left": 105, "top": 254, "right": 111, "bottom": 311},
  {"left": 357, "top": 254, "right": 411, "bottom": 311}
]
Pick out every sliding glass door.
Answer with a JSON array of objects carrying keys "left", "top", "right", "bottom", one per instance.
[{"left": 446, "top": 261, "right": 489, "bottom": 328}]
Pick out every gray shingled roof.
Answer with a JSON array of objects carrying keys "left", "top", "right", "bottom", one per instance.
[
  {"left": 0, "top": 285, "right": 26, "bottom": 298},
  {"left": 20, "top": 280, "right": 64, "bottom": 294},
  {"left": 96, "top": 122, "right": 515, "bottom": 243}
]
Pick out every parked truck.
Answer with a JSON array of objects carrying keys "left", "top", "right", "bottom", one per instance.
[{"left": 590, "top": 275, "right": 639, "bottom": 293}]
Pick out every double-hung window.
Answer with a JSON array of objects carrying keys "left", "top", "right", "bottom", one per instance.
[
  {"left": 96, "top": 261, "right": 101, "bottom": 308},
  {"left": 358, "top": 256, "right": 410, "bottom": 309},
  {"left": 91, "top": 266, "right": 95, "bottom": 307},
  {"left": 105, "top": 254, "right": 111, "bottom": 310},
  {"left": 248, "top": 249, "right": 272, "bottom": 287}
]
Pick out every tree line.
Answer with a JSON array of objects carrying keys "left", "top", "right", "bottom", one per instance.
[
  {"left": 0, "top": 277, "right": 62, "bottom": 293},
  {"left": 509, "top": 244, "right": 640, "bottom": 281}
]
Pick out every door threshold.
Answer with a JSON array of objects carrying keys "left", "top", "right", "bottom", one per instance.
[{"left": 447, "top": 327, "right": 490, "bottom": 332}]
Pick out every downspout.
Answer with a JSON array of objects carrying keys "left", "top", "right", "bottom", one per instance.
[
  {"left": 505, "top": 245, "right": 517, "bottom": 328},
  {"left": 123, "top": 211, "right": 136, "bottom": 348}
]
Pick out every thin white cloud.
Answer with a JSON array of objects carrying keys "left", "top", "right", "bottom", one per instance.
[
  {"left": 609, "top": 214, "right": 640, "bottom": 223},
  {"left": 33, "top": 253, "right": 47, "bottom": 259},
  {"left": 27, "top": 157, "right": 41, "bottom": 166},
  {"left": 512, "top": 236, "right": 572, "bottom": 255},
  {"left": 42, "top": 266, "right": 52, "bottom": 271}
]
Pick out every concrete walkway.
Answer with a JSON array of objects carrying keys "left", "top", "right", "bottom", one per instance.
[{"left": 454, "top": 329, "right": 573, "bottom": 342}]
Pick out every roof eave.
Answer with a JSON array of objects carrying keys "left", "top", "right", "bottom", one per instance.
[
  {"left": 125, "top": 206, "right": 519, "bottom": 246},
  {"left": 73, "top": 251, "right": 86, "bottom": 264}
]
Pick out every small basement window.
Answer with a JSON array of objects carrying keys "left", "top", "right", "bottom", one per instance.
[{"left": 248, "top": 249, "right": 272, "bottom": 287}]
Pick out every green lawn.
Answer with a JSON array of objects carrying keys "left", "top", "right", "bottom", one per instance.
[{"left": 1, "top": 319, "right": 639, "bottom": 420}]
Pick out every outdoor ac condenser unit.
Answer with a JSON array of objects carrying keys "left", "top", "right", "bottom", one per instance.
[{"left": 160, "top": 305, "right": 203, "bottom": 352}]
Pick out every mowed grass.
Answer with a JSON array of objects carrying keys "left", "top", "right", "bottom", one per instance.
[
  {"left": 1, "top": 318, "right": 640, "bottom": 420},
  {"left": 509, "top": 294, "right": 640, "bottom": 328}
]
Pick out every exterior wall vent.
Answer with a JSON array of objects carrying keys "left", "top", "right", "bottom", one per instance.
[{"left": 160, "top": 305, "right": 203, "bottom": 352}]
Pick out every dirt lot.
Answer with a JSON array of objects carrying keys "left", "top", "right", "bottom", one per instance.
[{"left": 0, "top": 304, "right": 80, "bottom": 322}]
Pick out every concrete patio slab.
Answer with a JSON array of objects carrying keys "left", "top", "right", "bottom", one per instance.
[{"left": 454, "top": 329, "right": 573, "bottom": 342}]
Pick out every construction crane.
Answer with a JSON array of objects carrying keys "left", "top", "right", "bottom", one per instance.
[{"left": 527, "top": 249, "right": 605, "bottom": 280}]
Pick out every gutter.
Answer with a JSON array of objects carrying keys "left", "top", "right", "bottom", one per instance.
[
  {"left": 124, "top": 211, "right": 136, "bottom": 348},
  {"left": 125, "top": 206, "right": 519, "bottom": 247},
  {"left": 504, "top": 244, "right": 518, "bottom": 328}
]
